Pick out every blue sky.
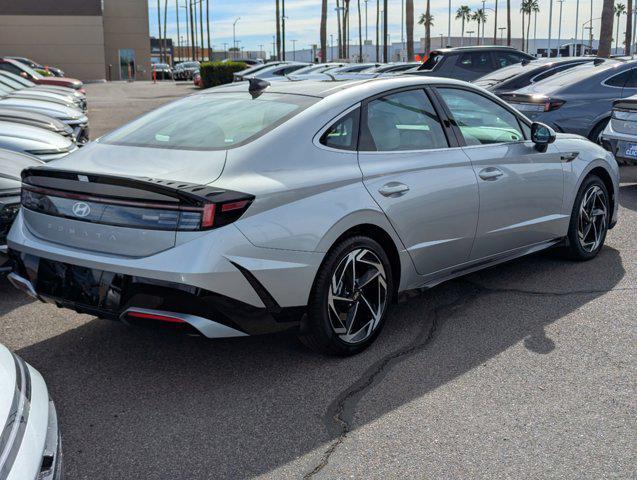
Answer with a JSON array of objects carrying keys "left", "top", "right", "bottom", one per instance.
[{"left": 148, "top": 1, "right": 616, "bottom": 54}]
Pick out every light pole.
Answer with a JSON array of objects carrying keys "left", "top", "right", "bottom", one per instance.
[
  {"left": 574, "top": 0, "right": 580, "bottom": 56},
  {"left": 179, "top": 4, "right": 190, "bottom": 62},
  {"left": 582, "top": 16, "right": 601, "bottom": 54},
  {"left": 467, "top": 30, "right": 475, "bottom": 45},
  {"left": 291, "top": 39, "right": 297, "bottom": 60},
  {"left": 401, "top": 0, "right": 404, "bottom": 58},
  {"left": 364, "top": 0, "right": 369, "bottom": 43},
  {"left": 557, "top": 0, "right": 564, "bottom": 57},
  {"left": 534, "top": 9, "right": 538, "bottom": 55},
  {"left": 448, "top": 0, "right": 452, "bottom": 47},
  {"left": 547, "top": 0, "right": 553, "bottom": 57},
  {"left": 232, "top": 17, "right": 241, "bottom": 60},
  {"left": 499, "top": 27, "right": 506, "bottom": 44},
  {"left": 439, "top": 33, "right": 444, "bottom": 47},
  {"left": 481, "top": 0, "right": 486, "bottom": 46},
  {"left": 330, "top": 33, "right": 334, "bottom": 61}
]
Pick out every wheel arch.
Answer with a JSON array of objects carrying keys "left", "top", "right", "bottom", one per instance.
[{"left": 317, "top": 213, "right": 410, "bottom": 301}]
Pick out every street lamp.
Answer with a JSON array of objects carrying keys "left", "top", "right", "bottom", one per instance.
[
  {"left": 330, "top": 34, "right": 334, "bottom": 61},
  {"left": 556, "top": 0, "right": 565, "bottom": 57},
  {"left": 439, "top": 33, "right": 444, "bottom": 47},
  {"left": 547, "top": 0, "right": 553, "bottom": 57},
  {"left": 467, "top": 30, "right": 475, "bottom": 45},
  {"left": 291, "top": 39, "right": 297, "bottom": 60},
  {"left": 233, "top": 17, "right": 241, "bottom": 60},
  {"left": 364, "top": 0, "right": 369, "bottom": 43},
  {"left": 499, "top": 27, "right": 506, "bottom": 45}
]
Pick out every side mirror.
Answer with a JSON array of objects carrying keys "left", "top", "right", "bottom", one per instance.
[{"left": 531, "top": 122, "right": 556, "bottom": 151}]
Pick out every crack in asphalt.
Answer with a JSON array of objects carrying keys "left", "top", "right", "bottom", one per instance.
[
  {"left": 304, "top": 282, "right": 484, "bottom": 479},
  {"left": 304, "top": 279, "right": 637, "bottom": 478}
]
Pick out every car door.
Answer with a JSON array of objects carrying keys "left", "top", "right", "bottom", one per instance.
[
  {"left": 434, "top": 86, "right": 565, "bottom": 260},
  {"left": 358, "top": 88, "right": 479, "bottom": 276}
]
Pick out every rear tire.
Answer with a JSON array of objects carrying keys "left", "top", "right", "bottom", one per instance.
[
  {"left": 299, "top": 236, "right": 393, "bottom": 356},
  {"left": 564, "top": 175, "right": 609, "bottom": 261},
  {"left": 588, "top": 119, "right": 609, "bottom": 144}
]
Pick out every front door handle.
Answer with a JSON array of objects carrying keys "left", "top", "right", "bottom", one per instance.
[
  {"left": 379, "top": 182, "right": 410, "bottom": 197},
  {"left": 478, "top": 167, "right": 504, "bottom": 181}
]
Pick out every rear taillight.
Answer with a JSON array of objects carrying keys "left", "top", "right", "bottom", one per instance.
[
  {"left": 20, "top": 185, "right": 253, "bottom": 232},
  {"left": 544, "top": 98, "right": 565, "bottom": 112}
]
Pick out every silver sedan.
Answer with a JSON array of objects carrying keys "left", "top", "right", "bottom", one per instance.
[{"left": 6, "top": 77, "right": 619, "bottom": 355}]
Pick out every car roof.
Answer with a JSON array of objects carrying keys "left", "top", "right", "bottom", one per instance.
[
  {"left": 204, "top": 75, "right": 469, "bottom": 99},
  {"left": 431, "top": 45, "right": 525, "bottom": 54}
]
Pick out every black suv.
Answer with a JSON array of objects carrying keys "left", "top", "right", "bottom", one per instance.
[{"left": 408, "top": 46, "right": 535, "bottom": 81}]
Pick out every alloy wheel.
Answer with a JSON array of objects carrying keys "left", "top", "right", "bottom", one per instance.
[
  {"left": 327, "top": 248, "right": 388, "bottom": 344},
  {"left": 577, "top": 185, "right": 608, "bottom": 253}
]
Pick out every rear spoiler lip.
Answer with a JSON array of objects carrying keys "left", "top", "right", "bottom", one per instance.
[{"left": 20, "top": 167, "right": 245, "bottom": 206}]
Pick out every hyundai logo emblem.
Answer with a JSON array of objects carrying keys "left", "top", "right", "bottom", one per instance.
[{"left": 72, "top": 202, "right": 91, "bottom": 218}]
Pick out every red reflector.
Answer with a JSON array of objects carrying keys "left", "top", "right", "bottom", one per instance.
[
  {"left": 126, "top": 311, "right": 186, "bottom": 324},
  {"left": 201, "top": 203, "right": 216, "bottom": 228},
  {"left": 221, "top": 200, "right": 249, "bottom": 212}
]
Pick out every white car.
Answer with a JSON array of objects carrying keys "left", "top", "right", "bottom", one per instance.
[{"left": 0, "top": 343, "right": 61, "bottom": 480}]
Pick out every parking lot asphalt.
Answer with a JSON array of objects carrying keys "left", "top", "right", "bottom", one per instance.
[{"left": 1, "top": 82, "right": 636, "bottom": 479}]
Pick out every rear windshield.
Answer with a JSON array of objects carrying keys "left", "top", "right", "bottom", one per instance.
[
  {"left": 101, "top": 92, "right": 317, "bottom": 150},
  {"left": 532, "top": 61, "right": 621, "bottom": 88},
  {"left": 420, "top": 53, "right": 443, "bottom": 70}
]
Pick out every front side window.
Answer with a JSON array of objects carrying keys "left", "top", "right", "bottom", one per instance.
[
  {"left": 437, "top": 88, "right": 524, "bottom": 145},
  {"left": 362, "top": 89, "right": 448, "bottom": 151},
  {"left": 457, "top": 52, "right": 492, "bottom": 72},
  {"left": 495, "top": 52, "right": 527, "bottom": 68},
  {"left": 321, "top": 109, "right": 359, "bottom": 151},
  {"left": 101, "top": 92, "right": 317, "bottom": 150}
]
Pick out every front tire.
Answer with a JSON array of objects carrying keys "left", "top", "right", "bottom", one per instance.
[
  {"left": 299, "top": 236, "right": 393, "bottom": 356},
  {"left": 565, "top": 175, "right": 609, "bottom": 261}
]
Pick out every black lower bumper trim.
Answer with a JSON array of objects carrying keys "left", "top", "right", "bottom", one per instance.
[{"left": 10, "top": 251, "right": 304, "bottom": 336}]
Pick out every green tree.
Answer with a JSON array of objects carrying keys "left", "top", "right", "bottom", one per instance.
[
  {"left": 615, "top": 3, "right": 627, "bottom": 52},
  {"left": 471, "top": 8, "right": 487, "bottom": 45},
  {"left": 455, "top": 5, "right": 472, "bottom": 46}
]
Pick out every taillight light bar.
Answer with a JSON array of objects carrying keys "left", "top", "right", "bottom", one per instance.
[{"left": 20, "top": 184, "right": 253, "bottom": 232}]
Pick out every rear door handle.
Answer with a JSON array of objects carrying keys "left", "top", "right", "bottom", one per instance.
[
  {"left": 478, "top": 167, "right": 504, "bottom": 181},
  {"left": 379, "top": 182, "right": 410, "bottom": 197}
]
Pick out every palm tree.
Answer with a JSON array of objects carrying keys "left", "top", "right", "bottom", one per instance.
[
  {"left": 528, "top": 0, "right": 539, "bottom": 52},
  {"left": 506, "top": 0, "right": 511, "bottom": 45},
  {"left": 598, "top": 0, "right": 615, "bottom": 57},
  {"left": 492, "top": 0, "right": 499, "bottom": 43},
  {"left": 615, "top": 3, "right": 627, "bottom": 53},
  {"left": 383, "top": 0, "right": 388, "bottom": 61},
  {"left": 206, "top": 0, "right": 211, "bottom": 60},
  {"left": 358, "top": 0, "right": 363, "bottom": 61},
  {"left": 376, "top": 0, "right": 380, "bottom": 61},
  {"left": 156, "top": 0, "right": 163, "bottom": 62},
  {"left": 189, "top": 0, "right": 195, "bottom": 60},
  {"left": 336, "top": 0, "right": 342, "bottom": 58},
  {"left": 418, "top": 9, "right": 434, "bottom": 53},
  {"left": 320, "top": 0, "right": 328, "bottom": 62},
  {"left": 520, "top": 1, "right": 526, "bottom": 52},
  {"left": 472, "top": 9, "right": 486, "bottom": 45},
  {"left": 455, "top": 6, "right": 472, "bottom": 46},
  {"left": 275, "top": 0, "right": 281, "bottom": 60},
  {"left": 406, "top": 0, "right": 415, "bottom": 60},
  {"left": 163, "top": 0, "right": 169, "bottom": 61},
  {"left": 626, "top": 0, "right": 633, "bottom": 55}
]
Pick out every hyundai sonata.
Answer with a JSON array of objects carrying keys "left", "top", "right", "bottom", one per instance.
[{"left": 6, "top": 77, "right": 619, "bottom": 355}]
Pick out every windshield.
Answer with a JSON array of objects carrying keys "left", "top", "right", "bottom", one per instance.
[
  {"left": 154, "top": 63, "right": 169, "bottom": 69},
  {"left": 101, "top": 92, "right": 317, "bottom": 150},
  {"left": 181, "top": 62, "right": 199, "bottom": 68},
  {"left": 0, "top": 71, "right": 36, "bottom": 87},
  {"left": 7, "top": 59, "right": 43, "bottom": 79}
]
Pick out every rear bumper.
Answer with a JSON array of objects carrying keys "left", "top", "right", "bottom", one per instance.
[
  {"left": 601, "top": 126, "right": 637, "bottom": 165},
  {"left": 7, "top": 211, "right": 323, "bottom": 336}
]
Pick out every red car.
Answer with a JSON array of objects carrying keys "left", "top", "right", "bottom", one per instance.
[{"left": 0, "top": 58, "right": 83, "bottom": 91}]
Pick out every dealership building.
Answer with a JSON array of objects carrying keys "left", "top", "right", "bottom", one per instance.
[{"left": 0, "top": 0, "right": 151, "bottom": 81}]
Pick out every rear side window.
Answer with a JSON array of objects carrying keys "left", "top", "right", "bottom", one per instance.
[
  {"left": 623, "top": 68, "right": 637, "bottom": 88},
  {"left": 361, "top": 89, "right": 448, "bottom": 151},
  {"left": 101, "top": 92, "right": 317, "bottom": 150},
  {"left": 606, "top": 70, "right": 631, "bottom": 87},
  {"left": 420, "top": 53, "right": 443, "bottom": 70},
  {"left": 0, "top": 63, "right": 24, "bottom": 76},
  {"left": 456, "top": 52, "right": 492, "bottom": 72},
  {"left": 320, "top": 109, "right": 359, "bottom": 151}
]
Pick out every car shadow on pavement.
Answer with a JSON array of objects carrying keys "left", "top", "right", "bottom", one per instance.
[
  {"left": 619, "top": 184, "right": 637, "bottom": 211},
  {"left": 0, "top": 275, "right": 34, "bottom": 316},
  {"left": 13, "top": 246, "right": 626, "bottom": 479}
]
